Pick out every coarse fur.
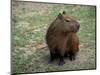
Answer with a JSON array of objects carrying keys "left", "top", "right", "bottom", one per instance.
[{"left": 46, "top": 11, "right": 80, "bottom": 65}]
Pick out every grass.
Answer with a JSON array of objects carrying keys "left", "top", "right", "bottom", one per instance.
[{"left": 11, "top": 1, "right": 96, "bottom": 74}]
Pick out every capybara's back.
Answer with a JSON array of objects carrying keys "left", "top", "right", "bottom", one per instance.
[{"left": 46, "top": 11, "right": 80, "bottom": 65}]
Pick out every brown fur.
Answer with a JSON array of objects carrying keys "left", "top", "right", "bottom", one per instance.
[{"left": 46, "top": 11, "right": 80, "bottom": 65}]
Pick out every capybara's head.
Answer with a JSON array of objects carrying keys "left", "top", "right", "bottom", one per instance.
[{"left": 56, "top": 11, "right": 80, "bottom": 32}]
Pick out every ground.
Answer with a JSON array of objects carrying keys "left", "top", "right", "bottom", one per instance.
[{"left": 11, "top": 1, "right": 96, "bottom": 74}]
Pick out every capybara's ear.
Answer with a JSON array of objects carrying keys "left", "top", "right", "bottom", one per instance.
[
  {"left": 58, "top": 13, "right": 63, "bottom": 20},
  {"left": 62, "top": 11, "right": 66, "bottom": 15}
]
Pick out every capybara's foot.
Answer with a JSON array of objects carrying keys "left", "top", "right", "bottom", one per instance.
[
  {"left": 69, "top": 55, "right": 76, "bottom": 61},
  {"left": 48, "top": 58, "right": 54, "bottom": 63},
  {"left": 58, "top": 61, "right": 65, "bottom": 66}
]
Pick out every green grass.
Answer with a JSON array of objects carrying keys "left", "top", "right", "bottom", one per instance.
[{"left": 11, "top": 1, "right": 96, "bottom": 73}]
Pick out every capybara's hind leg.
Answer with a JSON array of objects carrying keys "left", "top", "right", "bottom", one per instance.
[{"left": 49, "top": 51, "right": 55, "bottom": 63}]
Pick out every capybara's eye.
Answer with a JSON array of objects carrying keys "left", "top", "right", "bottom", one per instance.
[{"left": 65, "top": 19, "right": 70, "bottom": 22}]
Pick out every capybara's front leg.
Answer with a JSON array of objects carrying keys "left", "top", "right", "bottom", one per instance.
[
  {"left": 58, "top": 55, "right": 65, "bottom": 66},
  {"left": 69, "top": 51, "right": 76, "bottom": 61}
]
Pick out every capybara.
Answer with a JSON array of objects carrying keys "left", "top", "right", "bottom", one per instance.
[{"left": 46, "top": 11, "right": 80, "bottom": 65}]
